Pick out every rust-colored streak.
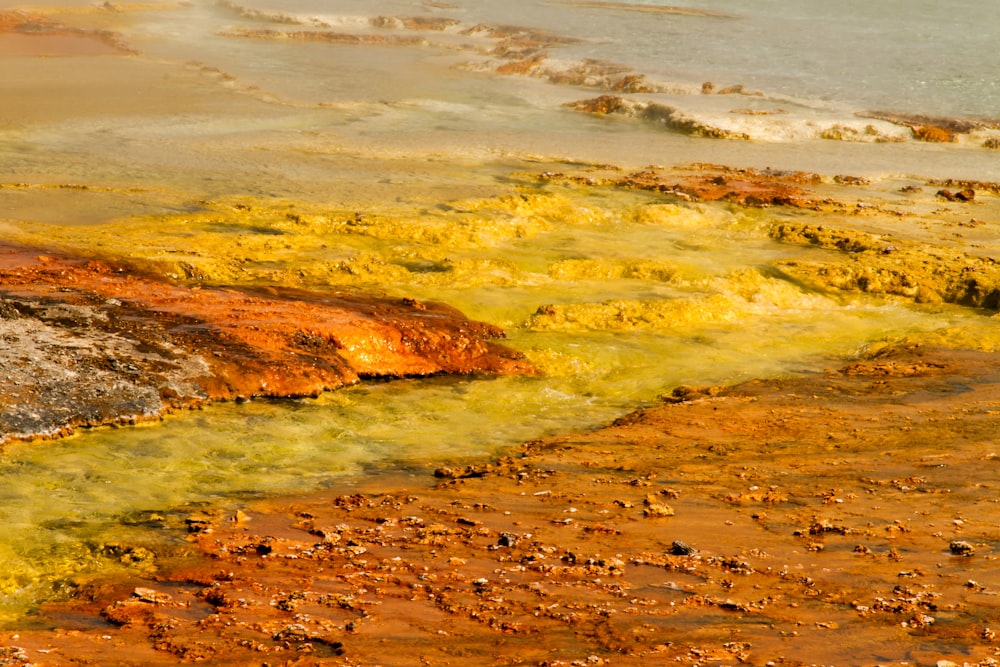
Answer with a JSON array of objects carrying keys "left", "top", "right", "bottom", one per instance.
[{"left": 542, "top": 164, "right": 819, "bottom": 207}]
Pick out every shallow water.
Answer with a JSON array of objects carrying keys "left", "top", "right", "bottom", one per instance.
[
  {"left": 3, "top": 0, "right": 1000, "bottom": 624},
  {"left": 3, "top": 182, "right": 998, "bottom": 621}
]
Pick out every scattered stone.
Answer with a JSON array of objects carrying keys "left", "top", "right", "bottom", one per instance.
[
  {"left": 644, "top": 495, "right": 675, "bottom": 517},
  {"left": 662, "top": 384, "right": 723, "bottom": 403},
  {"left": 671, "top": 540, "right": 697, "bottom": 556},
  {"left": 434, "top": 465, "right": 492, "bottom": 479},
  {"left": 132, "top": 587, "right": 172, "bottom": 604},
  {"left": 497, "top": 532, "right": 519, "bottom": 548},
  {"left": 833, "top": 174, "right": 870, "bottom": 186},
  {"left": 949, "top": 540, "right": 975, "bottom": 556},
  {"left": 913, "top": 125, "right": 955, "bottom": 143},
  {"left": 937, "top": 188, "right": 976, "bottom": 202}
]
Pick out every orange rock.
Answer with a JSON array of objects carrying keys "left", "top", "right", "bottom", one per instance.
[
  {"left": 567, "top": 94, "right": 626, "bottom": 114},
  {"left": 609, "top": 73, "right": 650, "bottom": 93},
  {"left": 0, "top": 245, "right": 531, "bottom": 443},
  {"left": 912, "top": 124, "right": 955, "bottom": 142},
  {"left": 614, "top": 166, "right": 817, "bottom": 207},
  {"left": 495, "top": 55, "right": 545, "bottom": 75}
]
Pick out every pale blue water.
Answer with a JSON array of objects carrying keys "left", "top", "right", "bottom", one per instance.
[
  {"left": 580, "top": 0, "right": 1000, "bottom": 119},
  {"left": 227, "top": 0, "right": 1000, "bottom": 118}
]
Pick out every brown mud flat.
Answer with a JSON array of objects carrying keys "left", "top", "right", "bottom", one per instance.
[
  {"left": 555, "top": 2, "right": 737, "bottom": 19},
  {"left": 0, "top": 9, "right": 134, "bottom": 57},
  {"left": 0, "top": 244, "right": 529, "bottom": 445},
  {"left": 540, "top": 162, "right": 820, "bottom": 206},
  {"left": 6, "top": 346, "right": 1000, "bottom": 665}
]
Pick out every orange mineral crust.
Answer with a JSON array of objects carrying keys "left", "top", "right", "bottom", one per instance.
[
  {"left": 0, "top": 245, "right": 531, "bottom": 444},
  {"left": 7, "top": 347, "right": 1000, "bottom": 665}
]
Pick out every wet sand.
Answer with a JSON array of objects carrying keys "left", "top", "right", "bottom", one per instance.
[{"left": 4, "top": 346, "right": 1000, "bottom": 665}]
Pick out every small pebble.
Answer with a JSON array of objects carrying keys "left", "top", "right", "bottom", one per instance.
[
  {"left": 670, "top": 540, "right": 697, "bottom": 556},
  {"left": 949, "top": 540, "right": 975, "bottom": 556}
]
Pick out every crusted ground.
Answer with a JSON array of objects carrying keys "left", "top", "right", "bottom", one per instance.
[{"left": 5, "top": 346, "right": 1000, "bottom": 666}]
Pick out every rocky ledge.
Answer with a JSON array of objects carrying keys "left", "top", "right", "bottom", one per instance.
[{"left": 0, "top": 244, "right": 531, "bottom": 445}]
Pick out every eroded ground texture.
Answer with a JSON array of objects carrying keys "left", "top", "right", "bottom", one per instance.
[{"left": 4, "top": 347, "right": 1000, "bottom": 666}]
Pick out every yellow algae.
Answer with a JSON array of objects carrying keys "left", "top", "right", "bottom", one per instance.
[
  {"left": 861, "top": 322, "right": 1000, "bottom": 357},
  {"left": 528, "top": 294, "right": 743, "bottom": 331},
  {"left": 772, "top": 221, "right": 1000, "bottom": 309},
  {"left": 515, "top": 347, "right": 596, "bottom": 377},
  {"left": 706, "top": 267, "right": 834, "bottom": 308},
  {"left": 547, "top": 258, "right": 681, "bottom": 282},
  {"left": 625, "top": 201, "right": 748, "bottom": 230},
  {"left": 0, "top": 187, "right": 721, "bottom": 295},
  {"left": 528, "top": 265, "right": 845, "bottom": 332}
]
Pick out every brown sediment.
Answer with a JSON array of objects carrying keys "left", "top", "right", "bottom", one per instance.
[
  {"left": 220, "top": 27, "right": 431, "bottom": 47},
  {"left": 503, "top": 59, "right": 659, "bottom": 94},
  {"left": 569, "top": 94, "right": 628, "bottom": 114},
  {"left": 370, "top": 15, "right": 463, "bottom": 31},
  {"left": 494, "top": 54, "right": 547, "bottom": 75},
  {"left": 859, "top": 110, "right": 999, "bottom": 135},
  {"left": 557, "top": 1, "right": 737, "bottom": 18},
  {"left": 928, "top": 178, "right": 1000, "bottom": 195},
  {"left": 220, "top": 17, "right": 579, "bottom": 56},
  {"left": 0, "top": 9, "right": 135, "bottom": 56},
  {"left": 568, "top": 95, "right": 757, "bottom": 140},
  {"left": 0, "top": 245, "right": 530, "bottom": 445},
  {"left": 541, "top": 163, "right": 819, "bottom": 207},
  {"left": 460, "top": 23, "right": 582, "bottom": 46},
  {"left": 8, "top": 346, "right": 1000, "bottom": 665},
  {"left": 730, "top": 107, "right": 788, "bottom": 116},
  {"left": 857, "top": 111, "right": 1000, "bottom": 145},
  {"left": 218, "top": 8, "right": 658, "bottom": 100},
  {"left": 820, "top": 123, "right": 904, "bottom": 143},
  {"left": 215, "top": 0, "right": 313, "bottom": 26}
]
